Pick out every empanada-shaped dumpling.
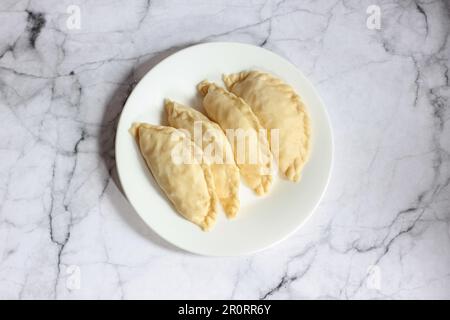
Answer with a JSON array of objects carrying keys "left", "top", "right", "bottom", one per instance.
[
  {"left": 223, "top": 70, "right": 311, "bottom": 182},
  {"left": 197, "top": 81, "right": 272, "bottom": 195},
  {"left": 130, "top": 123, "right": 217, "bottom": 231},
  {"left": 165, "top": 100, "right": 240, "bottom": 218}
]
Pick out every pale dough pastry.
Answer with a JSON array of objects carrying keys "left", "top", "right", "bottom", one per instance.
[
  {"left": 223, "top": 70, "right": 311, "bottom": 182},
  {"left": 197, "top": 81, "right": 272, "bottom": 195},
  {"left": 165, "top": 100, "right": 240, "bottom": 218},
  {"left": 130, "top": 123, "right": 217, "bottom": 231}
]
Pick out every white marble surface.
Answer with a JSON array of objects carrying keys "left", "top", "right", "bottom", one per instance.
[{"left": 0, "top": 0, "right": 449, "bottom": 299}]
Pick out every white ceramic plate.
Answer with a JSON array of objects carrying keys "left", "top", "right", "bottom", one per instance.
[{"left": 116, "top": 42, "right": 333, "bottom": 256}]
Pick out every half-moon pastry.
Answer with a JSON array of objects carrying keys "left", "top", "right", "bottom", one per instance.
[
  {"left": 223, "top": 70, "right": 311, "bottom": 182},
  {"left": 197, "top": 81, "right": 272, "bottom": 195},
  {"left": 165, "top": 100, "right": 240, "bottom": 218},
  {"left": 130, "top": 123, "right": 217, "bottom": 230}
]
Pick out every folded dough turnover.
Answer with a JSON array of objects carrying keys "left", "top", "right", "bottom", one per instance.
[
  {"left": 165, "top": 100, "right": 240, "bottom": 218},
  {"left": 197, "top": 81, "right": 272, "bottom": 195},
  {"left": 223, "top": 70, "right": 311, "bottom": 182},
  {"left": 130, "top": 123, "right": 217, "bottom": 231}
]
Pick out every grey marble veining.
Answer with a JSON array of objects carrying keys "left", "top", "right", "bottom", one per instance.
[{"left": 0, "top": 0, "right": 449, "bottom": 299}]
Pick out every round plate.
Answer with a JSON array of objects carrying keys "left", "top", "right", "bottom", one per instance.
[{"left": 116, "top": 42, "right": 333, "bottom": 256}]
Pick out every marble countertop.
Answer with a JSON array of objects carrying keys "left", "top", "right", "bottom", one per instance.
[{"left": 0, "top": 0, "right": 449, "bottom": 299}]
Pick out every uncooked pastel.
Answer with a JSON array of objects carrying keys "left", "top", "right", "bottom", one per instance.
[
  {"left": 130, "top": 123, "right": 217, "bottom": 230},
  {"left": 165, "top": 100, "right": 240, "bottom": 218},
  {"left": 197, "top": 81, "right": 272, "bottom": 195},
  {"left": 223, "top": 70, "right": 311, "bottom": 182}
]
